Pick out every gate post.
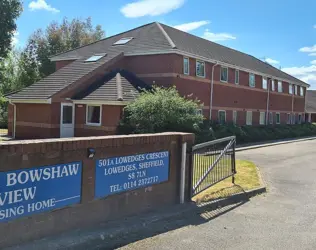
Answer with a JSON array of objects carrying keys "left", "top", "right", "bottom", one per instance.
[{"left": 231, "top": 138, "right": 236, "bottom": 184}]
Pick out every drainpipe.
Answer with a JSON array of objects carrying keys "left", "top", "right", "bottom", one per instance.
[
  {"left": 291, "top": 86, "right": 294, "bottom": 124},
  {"left": 265, "top": 78, "right": 271, "bottom": 125},
  {"left": 9, "top": 100, "right": 16, "bottom": 139},
  {"left": 210, "top": 62, "right": 219, "bottom": 120}
]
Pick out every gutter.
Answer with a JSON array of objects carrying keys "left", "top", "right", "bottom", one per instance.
[{"left": 210, "top": 62, "right": 219, "bottom": 120}]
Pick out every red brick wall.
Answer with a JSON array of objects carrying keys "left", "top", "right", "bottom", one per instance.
[
  {"left": 0, "top": 133, "right": 194, "bottom": 248},
  {"left": 75, "top": 104, "right": 124, "bottom": 137}
]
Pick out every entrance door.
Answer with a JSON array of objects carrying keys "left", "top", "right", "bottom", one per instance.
[{"left": 60, "top": 103, "right": 74, "bottom": 138}]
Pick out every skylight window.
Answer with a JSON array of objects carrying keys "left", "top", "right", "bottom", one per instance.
[
  {"left": 85, "top": 53, "right": 107, "bottom": 62},
  {"left": 113, "top": 37, "right": 133, "bottom": 45}
]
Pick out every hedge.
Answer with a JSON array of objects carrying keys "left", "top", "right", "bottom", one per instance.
[{"left": 195, "top": 121, "right": 316, "bottom": 145}]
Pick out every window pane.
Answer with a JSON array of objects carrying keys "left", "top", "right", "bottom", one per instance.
[
  {"left": 196, "top": 61, "right": 205, "bottom": 77},
  {"left": 287, "top": 114, "right": 291, "bottom": 124},
  {"left": 62, "top": 106, "right": 73, "bottom": 124},
  {"left": 271, "top": 80, "right": 275, "bottom": 91},
  {"left": 246, "top": 111, "right": 252, "bottom": 125},
  {"left": 235, "top": 70, "right": 239, "bottom": 84},
  {"left": 233, "top": 111, "right": 237, "bottom": 124},
  {"left": 269, "top": 112, "right": 273, "bottom": 124},
  {"left": 289, "top": 84, "right": 293, "bottom": 94},
  {"left": 221, "top": 67, "right": 228, "bottom": 82},
  {"left": 262, "top": 77, "right": 267, "bottom": 89},
  {"left": 87, "top": 106, "right": 101, "bottom": 124},
  {"left": 249, "top": 74, "right": 255, "bottom": 87},
  {"left": 276, "top": 113, "right": 280, "bottom": 124},
  {"left": 184, "top": 58, "right": 189, "bottom": 75},
  {"left": 260, "top": 112, "right": 265, "bottom": 125},
  {"left": 300, "top": 86, "right": 304, "bottom": 96},
  {"left": 218, "top": 111, "right": 226, "bottom": 124},
  {"left": 278, "top": 81, "right": 282, "bottom": 92}
]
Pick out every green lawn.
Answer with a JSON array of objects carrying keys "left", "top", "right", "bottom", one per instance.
[{"left": 193, "top": 158, "right": 262, "bottom": 203}]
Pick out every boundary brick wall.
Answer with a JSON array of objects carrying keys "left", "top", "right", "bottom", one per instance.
[{"left": 0, "top": 132, "right": 194, "bottom": 248}]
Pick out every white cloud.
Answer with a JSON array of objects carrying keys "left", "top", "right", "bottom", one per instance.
[
  {"left": 11, "top": 31, "right": 19, "bottom": 47},
  {"left": 173, "top": 21, "right": 210, "bottom": 32},
  {"left": 283, "top": 65, "right": 316, "bottom": 88},
  {"left": 203, "top": 29, "right": 236, "bottom": 42},
  {"left": 299, "top": 45, "right": 316, "bottom": 53},
  {"left": 311, "top": 60, "right": 316, "bottom": 65},
  {"left": 29, "top": 0, "right": 60, "bottom": 13},
  {"left": 265, "top": 58, "right": 279, "bottom": 65},
  {"left": 309, "top": 53, "right": 316, "bottom": 56},
  {"left": 120, "top": 0, "right": 185, "bottom": 18}
]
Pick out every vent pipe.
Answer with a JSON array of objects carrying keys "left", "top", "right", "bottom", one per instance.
[{"left": 116, "top": 73, "right": 123, "bottom": 101}]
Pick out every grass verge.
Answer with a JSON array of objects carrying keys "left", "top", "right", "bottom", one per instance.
[{"left": 193, "top": 160, "right": 262, "bottom": 203}]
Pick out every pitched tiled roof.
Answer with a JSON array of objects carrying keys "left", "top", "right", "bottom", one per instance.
[
  {"left": 9, "top": 22, "right": 309, "bottom": 101},
  {"left": 306, "top": 90, "right": 316, "bottom": 113},
  {"left": 9, "top": 50, "right": 124, "bottom": 100},
  {"left": 72, "top": 69, "right": 151, "bottom": 102}
]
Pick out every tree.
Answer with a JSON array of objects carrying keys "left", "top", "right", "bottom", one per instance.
[
  {"left": 0, "top": 0, "right": 22, "bottom": 59},
  {"left": 25, "top": 17, "right": 105, "bottom": 77},
  {"left": 118, "top": 86, "right": 203, "bottom": 134}
]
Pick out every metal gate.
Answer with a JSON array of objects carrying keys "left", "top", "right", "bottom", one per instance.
[{"left": 191, "top": 136, "right": 236, "bottom": 197}]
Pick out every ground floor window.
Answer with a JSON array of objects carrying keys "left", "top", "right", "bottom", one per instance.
[
  {"left": 233, "top": 110, "right": 237, "bottom": 124},
  {"left": 291, "top": 114, "right": 296, "bottom": 124},
  {"left": 269, "top": 112, "right": 273, "bottom": 124},
  {"left": 246, "top": 111, "right": 252, "bottom": 125},
  {"left": 298, "top": 114, "right": 302, "bottom": 124},
  {"left": 276, "top": 113, "right": 280, "bottom": 124},
  {"left": 86, "top": 105, "right": 101, "bottom": 125},
  {"left": 259, "top": 112, "right": 265, "bottom": 125},
  {"left": 218, "top": 110, "right": 226, "bottom": 124},
  {"left": 287, "top": 113, "right": 291, "bottom": 124}
]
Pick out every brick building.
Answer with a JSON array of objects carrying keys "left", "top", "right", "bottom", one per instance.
[{"left": 7, "top": 22, "right": 309, "bottom": 139}]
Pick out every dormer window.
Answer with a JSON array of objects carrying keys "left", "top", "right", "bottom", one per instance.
[
  {"left": 85, "top": 53, "right": 107, "bottom": 62},
  {"left": 113, "top": 37, "right": 133, "bottom": 45}
]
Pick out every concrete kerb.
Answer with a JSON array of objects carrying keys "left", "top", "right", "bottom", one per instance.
[{"left": 236, "top": 136, "right": 316, "bottom": 152}]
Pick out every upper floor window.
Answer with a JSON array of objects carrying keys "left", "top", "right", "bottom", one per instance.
[
  {"left": 294, "top": 85, "right": 298, "bottom": 95},
  {"left": 278, "top": 81, "right": 283, "bottom": 92},
  {"left": 262, "top": 77, "right": 267, "bottom": 89},
  {"left": 289, "top": 84, "right": 293, "bottom": 94},
  {"left": 235, "top": 70, "right": 239, "bottom": 84},
  {"left": 300, "top": 86, "right": 304, "bottom": 96},
  {"left": 113, "top": 37, "right": 133, "bottom": 45},
  {"left": 220, "top": 67, "right": 228, "bottom": 82},
  {"left": 196, "top": 60, "right": 205, "bottom": 78},
  {"left": 249, "top": 73, "right": 255, "bottom": 87},
  {"left": 271, "top": 79, "right": 275, "bottom": 91},
  {"left": 183, "top": 57, "right": 189, "bottom": 75}
]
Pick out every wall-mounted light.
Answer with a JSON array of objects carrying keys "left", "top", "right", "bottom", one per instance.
[{"left": 87, "top": 148, "right": 96, "bottom": 159}]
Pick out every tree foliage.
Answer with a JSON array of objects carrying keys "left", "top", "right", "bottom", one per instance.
[
  {"left": 118, "top": 86, "right": 203, "bottom": 134},
  {"left": 0, "top": 0, "right": 22, "bottom": 59},
  {"left": 26, "top": 17, "right": 105, "bottom": 77}
]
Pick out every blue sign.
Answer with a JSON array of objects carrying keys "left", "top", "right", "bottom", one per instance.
[
  {"left": 0, "top": 162, "right": 82, "bottom": 222},
  {"left": 95, "top": 151, "right": 169, "bottom": 198}
]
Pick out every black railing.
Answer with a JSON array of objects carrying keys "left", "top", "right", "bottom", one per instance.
[{"left": 191, "top": 136, "right": 236, "bottom": 197}]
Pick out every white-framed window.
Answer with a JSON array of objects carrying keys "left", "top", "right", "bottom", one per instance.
[
  {"left": 269, "top": 112, "right": 273, "bottom": 124},
  {"left": 183, "top": 57, "right": 189, "bottom": 75},
  {"left": 276, "top": 113, "right": 280, "bottom": 124},
  {"left": 278, "top": 81, "right": 283, "bottom": 92},
  {"left": 294, "top": 85, "right": 298, "bottom": 95},
  {"left": 300, "top": 86, "right": 304, "bottom": 96},
  {"left": 196, "top": 60, "right": 205, "bottom": 77},
  {"left": 196, "top": 109, "right": 203, "bottom": 115},
  {"left": 289, "top": 84, "right": 293, "bottom": 94},
  {"left": 287, "top": 113, "right": 291, "bottom": 124},
  {"left": 249, "top": 73, "right": 255, "bottom": 87},
  {"left": 298, "top": 114, "right": 302, "bottom": 124},
  {"left": 218, "top": 110, "right": 226, "bottom": 124},
  {"left": 246, "top": 111, "right": 252, "bottom": 125},
  {"left": 220, "top": 67, "right": 228, "bottom": 82},
  {"left": 235, "top": 70, "right": 239, "bottom": 84},
  {"left": 292, "top": 113, "right": 296, "bottom": 124},
  {"left": 259, "top": 112, "right": 265, "bottom": 125},
  {"left": 262, "top": 77, "right": 267, "bottom": 90},
  {"left": 86, "top": 105, "right": 102, "bottom": 126},
  {"left": 233, "top": 110, "right": 237, "bottom": 124},
  {"left": 271, "top": 79, "right": 275, "bottom": 91}
]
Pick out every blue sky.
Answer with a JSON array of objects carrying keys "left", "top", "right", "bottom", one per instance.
[{"left": 14, "top": 0, "right": 316, "bottom": 88}]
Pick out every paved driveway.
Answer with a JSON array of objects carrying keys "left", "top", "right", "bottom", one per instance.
[{"left": 120, "top": 140, "right": 316, "bottom": 250}]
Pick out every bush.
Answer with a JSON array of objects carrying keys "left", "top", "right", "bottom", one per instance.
[
  {"left": 117, "top": 86, "right": 203, "bottom": 134},
  {"left": 196, "top": 122, "right": 316, "bottom": 145},
  {"left": 0, "top": 96, "right": 8, "bottom": 129}
]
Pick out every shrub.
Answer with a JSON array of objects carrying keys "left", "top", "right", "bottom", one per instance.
[{"left": 118, "top": 86, "right": 203, "bottom": 134}]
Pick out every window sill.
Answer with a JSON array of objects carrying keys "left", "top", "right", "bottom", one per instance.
[
  {"left": 86, "top": 123, "right": 101, "bottom": 127},
  {"left": 220, "top": 80, "right": 228, "bottom": 83},
  {"left": 249, "top": 85, "right": 255, "bottom": 88},
  {"left": 196, "top": 74, "right": 206, "bottom": 78}
]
